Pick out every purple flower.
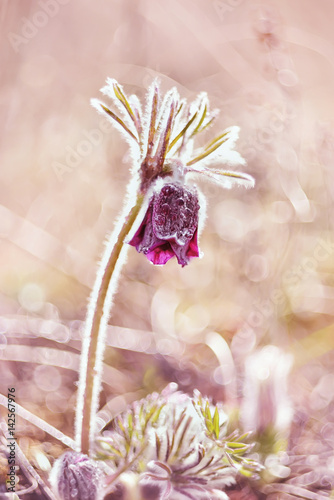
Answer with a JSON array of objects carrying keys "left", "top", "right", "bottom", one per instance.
[
  {"left": 92, "top": 79, "right": 255, "bottom": 267},
  {"left": 129, "top": 182, "right": 200, "bottom": 267}
]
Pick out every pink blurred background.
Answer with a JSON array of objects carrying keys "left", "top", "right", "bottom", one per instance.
[{"left": 1, "top": 0, "right": 334, "bottom": 493}]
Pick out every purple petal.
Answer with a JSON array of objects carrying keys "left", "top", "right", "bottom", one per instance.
[
  {"left": 129, "top": 183, "right": 201, "bottom": 266},
  {"left": 170, "top": 230, "right": 200, "bottom": 267},
  {"left": 187, "top": 230, "right": 200, "bottom": 258},
  {"left": 128, "top": 202, "right": 153, "bottom": 249},
  {"left": 146, "top": 243, "right": 176, "bottom": 265}
]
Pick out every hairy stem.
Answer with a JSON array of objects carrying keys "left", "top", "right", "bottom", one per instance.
[{"left": 75, "top": 194, "right": 144, "bottom": 455}]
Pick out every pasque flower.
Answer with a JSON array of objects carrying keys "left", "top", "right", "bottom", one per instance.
[
  {"left": 92, "top": 78, "right": 254, "bottom": 266},
  {"left": 96, "top": 384, "right": 262, "bottom": 499}
]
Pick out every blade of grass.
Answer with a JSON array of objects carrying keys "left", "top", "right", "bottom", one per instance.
[{"left": 0, "top": 393, "right": 76, "bottom": 450}]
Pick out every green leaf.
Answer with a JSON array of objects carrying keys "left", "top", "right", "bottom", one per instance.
[
  {"left": 113, "top": 83, "right": 138, "bottom": 129},
  {"left": 128, "top": 413, "right": 133, "bottom": 440},
  {"left": 213, "top": 407, "right": 220, "bottom": 439},
  {"left": 100, "top": 104, "right": 138, "bottom": 142},
  {"left": 205, "top": 401, "right": 211, "bottom": 422},
  {"left": 191, "top": 168, "right": 254, "bottom": 188},
  {"left": 190, "top": 104, "right": 207, "bottom": 137},
  {"left": 151, "top": 403, "right": 165, "bottom": 425},
  {"left": 175, "top": 101, "right": 184, "bottom": 117},
  {"left": 205, "top": 418, "right": 213, "bottom": 434},
  {"left": 187, "top": 135, "right": 229, "bottom": 166},
  {"left": 117, "top": 416, "right": 126, "bottom": 433},
  {"left": 105, "top": 445, "right": 123, "bottom": 458},
  {"left": 226, "top": 441, "right": 249, "bottom": 449},
  {"left": 168, "top": 111, "right": 198, "bottom": 152},
  {"left": 235, "top": 432, "right": 252, "bottom": 442},
  {"left": 199, "top": 115, "right": 215, "bottom": 133},
  {"left": 204, "top": 131, "right": 229, "bottom": 151},
  {"left": 155, "top": 432, "right": 161, "bottom": 459},
  {"left": 239, "top": 467, "right": 254, "bottom": 478}
]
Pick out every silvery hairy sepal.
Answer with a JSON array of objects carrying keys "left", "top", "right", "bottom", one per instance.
[
  {"left": 49, "top": 451, "right": 103, "bottom": 500},
  {"left": 91, "top": 78, "right": 255, "bottom": 267}
]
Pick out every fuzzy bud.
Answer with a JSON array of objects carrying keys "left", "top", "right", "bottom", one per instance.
[{"left": 49, "top": 451, "right": 103, "bottom": 500}]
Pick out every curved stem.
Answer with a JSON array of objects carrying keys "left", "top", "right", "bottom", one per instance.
[{"left": 75, "top": 194, "right": 144, "bottom": 455}]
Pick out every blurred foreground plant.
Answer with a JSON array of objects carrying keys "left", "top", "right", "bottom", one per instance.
[
  {"left": 97, "top": 384, "right": 262, "bottom": 499},
  {"left": 241, "top": 346, "right": 293, "bottom": 451}
]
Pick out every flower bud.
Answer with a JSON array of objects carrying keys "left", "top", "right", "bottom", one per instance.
[{"left": 49, "top": 451, "right": 103, "bottom": 500}]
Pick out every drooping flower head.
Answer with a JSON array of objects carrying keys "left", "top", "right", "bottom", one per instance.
[
  {"left": 129, "top": 181, "right": 200, "bottom": 266},
  {"left": 92, "top": 79, "right": 254, "bottom": 266}
]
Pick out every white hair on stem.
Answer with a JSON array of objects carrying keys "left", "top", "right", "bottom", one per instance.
[
  {"left": 75, "top": 172, "right": 142, "bottom": 452},
  {"left": 87, "top": 238, "right": 129, "bottom": 446}
]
